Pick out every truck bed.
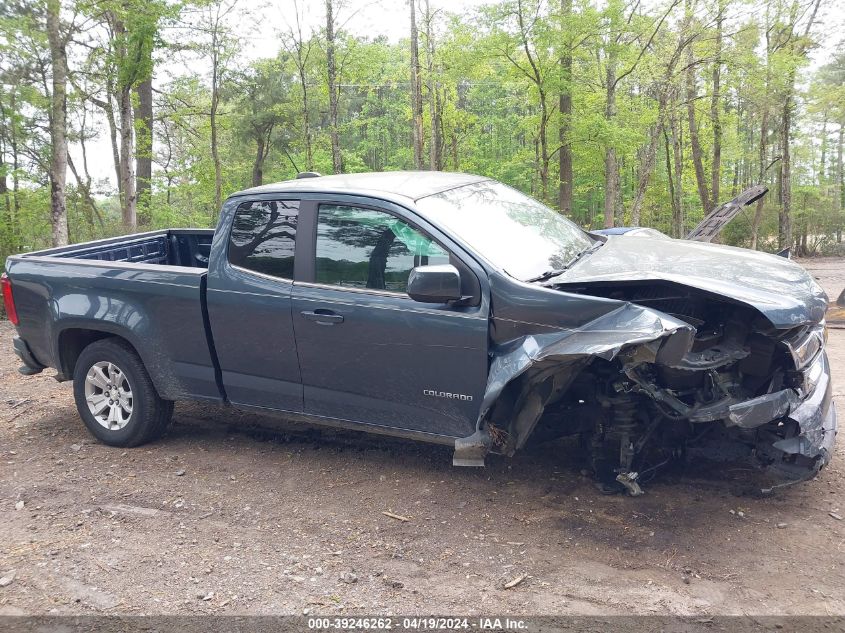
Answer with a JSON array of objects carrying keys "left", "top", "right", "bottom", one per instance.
[
  {"left": 32, "top": 229, "right": 213, "bottom": 268},
  {"left": 6, "top": 228, "right": 221, "bottom": 403}
]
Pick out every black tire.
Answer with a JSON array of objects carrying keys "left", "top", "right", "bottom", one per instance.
[{"left": 72, "top": 338, "right": 173, "bottom": 447}]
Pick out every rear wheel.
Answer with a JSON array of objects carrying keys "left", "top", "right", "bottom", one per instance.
[{"left": 72, "top": 339, "right": 173, "bottom": 447}]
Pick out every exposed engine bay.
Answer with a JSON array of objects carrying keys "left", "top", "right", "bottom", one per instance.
[{"left": 472, "top": 282, "right": 835, "bottom": 496}]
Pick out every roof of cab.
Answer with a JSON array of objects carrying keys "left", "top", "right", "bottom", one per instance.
[{"left": 229, "top": 171, "right": 490, "bottom": 202}]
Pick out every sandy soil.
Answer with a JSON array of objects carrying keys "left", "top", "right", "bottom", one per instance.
[{"left": 1, "top": 259, "right": 844, "bottom": 616}]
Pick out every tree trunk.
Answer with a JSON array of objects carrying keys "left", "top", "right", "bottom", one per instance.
[
  {"left": 433, "top": 89, "right": 443, "bottom": 169},
  {"left": 424, "top": 0, "right": 441, "bottom": 170},
  {"left": 299, "top": 63, "right": 312, "bottom": 172},
  {"left": 8, "top": 91, "right": 20, "bottom": 250},
  {"left": 326, "top": 0, "right": 342, "bottom": 173},
  {"left": 668, "top": 93, "right": 684, "bottom": 238},
  {"left": 710, "top": 0, "right": 724, "bottom": 208},
  {"left": 251, "top": 124, "right": 273, "bottom": 188},
  {"left": 603, "top": 47, "right": 619, "bottom": 228},
  {"left": 135, "top": 75, "right": 153, "bottom": 227},
  {"left": 664, "top": 128, "right": 678, "bottom": 236},
  {"left": 110, "top": 14, "right": 137, "bottom": 231},
  {"left": 819, "top": 113, "right": 827, "bottom": 185},
  {"left": 750, "top": 20, "right": 773, "bottom": 251},
  {"left": 685, "top": 35, "right": 710, "bottom": 214},
  {"left": 0, "top": 95, "right": 12, "bottom": 251},
  {"left": 118, "top": 83, "right": 136, "bottom": 231},
  {"left": 253, "top": 134, "right": 265, "bottom": 187},
  {"left": 538, "top": 94, "right": 549, "bottom": 202},
  {"left": 780, "top": 97, "right": 792, "bottom": 250},
  {"left": 409, "top": 0, "right": 425, "bottom": 169},
  {"left": 837, "top": 123, "right": 843, "bottom": 242},
  {"left": 46, "top": 0, "right": 69, "bottom": 247},
  {"left": 558, "top": 0, "right": 573, "bottom": 216},
  {"left": 734, "top": 94, "right": 744, "bottom": 194},
  {"left": 211, "top": 39, "right": 223, "bottom": 218},
  {"left": 103, "top": 85, "right": 123, "bottom": 201},
  {"left": 0, "top": 134, "right": 9, "bottom": 250}
]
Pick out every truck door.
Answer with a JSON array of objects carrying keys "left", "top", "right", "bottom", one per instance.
[
  {"left": 290, "top": 199, "right": 489, "bottom": 439},
  {"left": 206, "top": 198, "right": 303, "bottom": 411}
]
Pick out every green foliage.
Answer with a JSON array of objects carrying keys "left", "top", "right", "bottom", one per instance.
[{"left": 1, "top": 0, "right": 843, "bottom": 266}]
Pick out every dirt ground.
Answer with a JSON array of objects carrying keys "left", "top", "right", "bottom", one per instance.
[{"left": 1, "top": 258, "right": 844, "bottom": 617}]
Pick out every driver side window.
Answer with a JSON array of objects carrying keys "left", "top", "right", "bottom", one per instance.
[{"left": 315, "top": 204, "right": 450, "bottom": 294}]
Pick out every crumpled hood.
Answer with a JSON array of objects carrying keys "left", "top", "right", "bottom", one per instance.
[{"left": 554, "top": 235, "right": 828, "bottom": 329}]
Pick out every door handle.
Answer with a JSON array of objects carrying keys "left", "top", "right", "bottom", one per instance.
[{"left": 300, "top": 309, "right": 344, "bottom": 325}]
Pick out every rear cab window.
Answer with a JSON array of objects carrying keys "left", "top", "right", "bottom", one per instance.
[{"left": 228, "top": 200, "right": 299, "bottom": 279}]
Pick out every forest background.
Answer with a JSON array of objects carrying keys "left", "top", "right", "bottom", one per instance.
[{"left": 1, "top": 0, "right": 844, "bottom": 265}]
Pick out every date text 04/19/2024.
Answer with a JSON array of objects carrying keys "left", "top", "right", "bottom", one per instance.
[{"left": 306, "top": 617, "right": 528, "bottom": 630}]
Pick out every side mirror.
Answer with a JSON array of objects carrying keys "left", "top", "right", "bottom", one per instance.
[{"left": 407, "top": 264, "right": 462, "bottom": 303}]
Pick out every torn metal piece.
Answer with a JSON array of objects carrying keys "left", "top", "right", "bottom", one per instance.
[
  {"left": 669, "top": 342, "right": 749, "bottom": 371},
  {"left": 623, "top": 364, "right": 735, "bottom": 422},
  {"left": 503, "top": 573, "right": 528, "bottom": 589},
  {"left": 616, "top": 472, "right": 644, "bottom": 496},
  {"left": 686, "top": 185, "right": 768, "bottom": 242},
  {"left": 453, "top": 428, "right": 492, "bottom": 467},
  {"left": 478, "top": 304, "right": 693, "bottom": 427},
  {"left": 727, "top": 390, "right": 798, "bottom": 429}
]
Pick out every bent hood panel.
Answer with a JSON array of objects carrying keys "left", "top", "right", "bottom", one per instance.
[{"left": 554, "top": 236, "right": 827, "bottom": 328}]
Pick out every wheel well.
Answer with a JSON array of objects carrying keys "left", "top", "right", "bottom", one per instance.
[
  {"left": 57, "top": 329, "right": 137, "bottom": 379},
  {"left": 483, "top": 357, "right": 596, "bottom": 454}
]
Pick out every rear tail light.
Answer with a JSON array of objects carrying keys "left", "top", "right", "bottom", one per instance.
[{"left": 1, "top": 273, "right": 19, "bottom": 325}]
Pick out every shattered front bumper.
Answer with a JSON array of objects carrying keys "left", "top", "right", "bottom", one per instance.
[{"left": 737, "top": 351, "right": 837, "bottom": 481}]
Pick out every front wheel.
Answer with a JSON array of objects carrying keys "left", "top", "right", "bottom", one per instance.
[{"left": 72, "top": 338, "right": 173, "bottom": 447}]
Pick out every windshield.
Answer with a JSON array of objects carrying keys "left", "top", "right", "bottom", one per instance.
[{"left": 416, "top": 180, "right": 593, "bottom": 281}]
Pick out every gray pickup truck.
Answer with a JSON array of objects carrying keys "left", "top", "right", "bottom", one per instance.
[{"left": 3, "top": 172, "right": 836, "bottom": 493}]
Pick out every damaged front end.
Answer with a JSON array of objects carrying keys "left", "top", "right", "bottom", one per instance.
[
  {"left": 618, "top": 314, "right": 835, "bottom": 493},
  {"left": 457, "top": 272, "right": 836, "bottom": 495}
]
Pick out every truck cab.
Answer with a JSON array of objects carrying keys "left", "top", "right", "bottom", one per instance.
[{"left": 205, "top": 173, "right": 491, "bottom": 442}]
